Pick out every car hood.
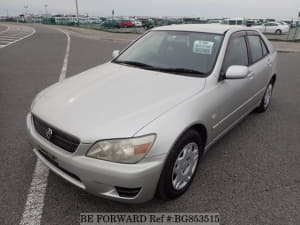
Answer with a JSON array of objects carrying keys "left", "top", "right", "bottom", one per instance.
[{"left": 32, "top": 62, "right": 206, "bottom": 143}]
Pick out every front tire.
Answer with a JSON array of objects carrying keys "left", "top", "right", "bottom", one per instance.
[
  {"left": 156, "top": 129, "right": 203, "bottom": 200},
  {"left": 255, "top": 81, "right": 274, "bottom": 113},
  {"left": 275, "top": 29, "right": 282, "bottom": 35}
]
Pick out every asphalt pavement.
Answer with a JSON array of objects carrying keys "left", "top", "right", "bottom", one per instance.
[
  {"left": 0, "top": 24, "right": 35, "bottom": 48},
  {"left": 0, "top": 24, "right": 68, "bottom": 225},
  {"left": 0, "top": 23, "right": 300, "bottom": 225},
  {"left": 0, "top": 24, "right": 8, "bottom": 32}
]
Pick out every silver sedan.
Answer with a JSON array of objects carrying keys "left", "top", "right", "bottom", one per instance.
[{"left": 27, "top": 24, "right": 278, "bottom": 203}]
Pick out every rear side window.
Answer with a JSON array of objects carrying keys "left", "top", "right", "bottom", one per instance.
[
  {"left": 222, "top": 36, "right": 248, "bottom": 72},
  {"left": 247, "top": 35, "right": 263, "bottom": 63}
]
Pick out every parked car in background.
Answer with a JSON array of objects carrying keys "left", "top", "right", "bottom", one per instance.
[
  {"left": 101, "top": 19, "right": 120, "bottom": 28},
  {"left": 120, "top": 20, "right": 134, "bottom": 28},
  {"left": 276, "top": 21, "right": 289, "bottom": 26},
  {"left": 222, "top": 18, "right": 244, "bottom": 25},
  {"left": 208, "top": 19, "right": 222, "bottom": 24},
  {"left": 27, "top": 24, "right": 278, "bottom": 203},
  {"left": 140, "top": 19, "right": 154, "bottom": 29},
  {"left": 264, "top": 18, "right": 276, "bottom": 23},
  {"left": 245, "top": 19, "right": 261, "bottom": 27},
  {"left": 132, "top": 20, "right": 142, "bottom": 27},
  {"left": 281, "top": 19, "right": 297, "bottom": 28},
  {"left": 252, "top": 22, "right": 289, "bottom": 34}
]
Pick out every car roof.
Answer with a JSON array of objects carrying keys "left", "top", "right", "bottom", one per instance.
[{"left": 152, "top": 24, "right": 247, "bottom": 34}]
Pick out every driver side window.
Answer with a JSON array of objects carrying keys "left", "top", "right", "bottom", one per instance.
[{"left": 222, "top": 35, "right": 249, "bottom": 73}]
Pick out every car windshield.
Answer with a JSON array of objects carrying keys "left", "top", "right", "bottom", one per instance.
[{"left": 113, "top": 30, "right": 224, "bottom": 76}]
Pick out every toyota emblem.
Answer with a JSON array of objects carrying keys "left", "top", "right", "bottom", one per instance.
[{"left": 45, "top": 128, "right": 53, "bottom": 140}]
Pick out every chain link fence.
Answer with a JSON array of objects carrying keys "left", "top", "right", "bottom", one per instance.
[
  {"left": 264, "top": 26, "right": 300, "bottom": 41},
  {"left": 46, "top": 17, "right": 300, "bottom": 41},
  {"left": 46, "top": 17, "right": 188, "bottom": 34},
  {"left": 1, "top": 16, "right": 300, "bottom": 41}
]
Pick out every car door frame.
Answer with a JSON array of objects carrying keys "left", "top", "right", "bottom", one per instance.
[
  {"left": 245, "top": 30, "right": 273, "bottom": 104},
  {"left": 209, "top": 30, "right": 255, "bottom": 138}
]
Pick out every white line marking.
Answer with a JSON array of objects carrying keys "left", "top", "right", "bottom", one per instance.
[
  {"left": 0, "top": 35, "right": 16, "bottom": 37},
  {"left": 0, "top": 37, "right": 19, "bottom": 40},
  {"left": 0, "top": 25, "right": 36, "bottom": 49},
  {"left": 0, "top": 36, "right": 26, "bottom": 39},
  {"left": 0, "top": 41, "right": 11, "bottom": 44},
  {"left": 58, "top": 29, "right": 71, "bottom": 81},
  {"left": 19, "top": 159, "right": 49, "bottom": 225},
  {"left": 19, "top": 26, "right": 71, "bottom": 225},
  {"left": 0, "top": 24, "right": 9, "bottom": 34}
]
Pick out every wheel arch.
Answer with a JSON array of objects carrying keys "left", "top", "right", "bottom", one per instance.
[
  {"left": 188, "top": 123, "right": 207, "bottom": 148},
  {"left": 271, "top": 74, "right": 276, "bottom": 84},
  {"left": 171, "top": 123, "right": 208, "bottom": 151},
  {"left": 155, "top": 122, "right": 208, "bottom": 199}
]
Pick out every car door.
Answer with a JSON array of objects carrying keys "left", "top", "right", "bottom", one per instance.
[
  {"left": 246, "top": 31, "right": 272, "bottom": 102},
  {"left": 260, "top": 23, "right": 268, "bottom": 33},
  {"left": 263, "top": 23, "right": 270, "bottom": 33},
  {"left": 211, "top": 31, "right": 254, "bottom": 136},
  {"left": 267, "top": 23, "right": 277, "bottom": 33},
  {"left": 259, "top": 25, "right": 265, "bottom": 33}
]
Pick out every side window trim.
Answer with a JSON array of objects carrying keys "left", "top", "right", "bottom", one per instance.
[
  {"left": 246, "top": 31, "right": 270, "bottom": 66},
  {"left": 219, "top": 31, "right": 248, "bottom": 80},
  {"left": 259, "top": 38, "right": 265, "bottom": 57},
  {"left": 260, "top": 37, "right": 269, "bottom": 56},
  {"left": 245, "top": 35, "right": 254, "bottom": 65},
  {"left": 244, "top": 35, "right": 251, "bottom": 66}
]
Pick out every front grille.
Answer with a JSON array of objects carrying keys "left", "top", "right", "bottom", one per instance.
[{"left": 32, "top": 115, "right": 80, "bottom": 153}]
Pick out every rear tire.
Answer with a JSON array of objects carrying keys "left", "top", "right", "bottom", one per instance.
[
  {"left": 275, "top": 29, "right": 282, "bottom": 35},
  {"left": 156, "top": 129, "right": 203, "bottom": 200},
  {"left": 255, "top": 81, "right": 274, "bottom": 113}
]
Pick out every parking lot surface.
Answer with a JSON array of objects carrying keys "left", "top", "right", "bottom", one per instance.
[
  {"left": 0, "top": 24, "right": 35, "bottom": 48},
  {"left": 0, "top": 24, "right": 300, "bottom": 225},
  {"left": 0, "top": 24, "right": 8, "bottom": 32}
]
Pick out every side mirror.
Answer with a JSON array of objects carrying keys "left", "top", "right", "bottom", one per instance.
[
  {"left": 225, "top": 65, "right": 249, "bottom": 79},
  {"left": 112, "top": 50, "right": 120, "bottom": 58}
]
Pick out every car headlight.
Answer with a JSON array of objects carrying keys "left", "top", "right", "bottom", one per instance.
[{"left": 86, "top": 134, "right": 156, "bottom": 163}]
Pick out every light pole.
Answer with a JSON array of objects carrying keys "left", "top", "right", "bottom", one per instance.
[
  {"left": 75, "top": 0, "right": 79, "bottom": 26},
  {"left": 24, "top": 5, "right": 28, "bottom": 22},
  {"left": 112, "top": 9, "right": 115, "bottom": 31},
  {"left": 24, "top": 5, "right": 28, "bottom": 15},
  {"left": 44, "top": 4, "right": 48, "bottom": 18}
]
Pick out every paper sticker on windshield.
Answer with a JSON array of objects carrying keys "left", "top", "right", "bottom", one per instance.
[{"left": 193, "top": 40, "right": 214, "bottom": 54}]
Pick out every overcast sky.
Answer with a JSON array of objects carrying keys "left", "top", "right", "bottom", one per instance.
[{"left": 1, "top": 0, "right": 300, "bottom": 19}]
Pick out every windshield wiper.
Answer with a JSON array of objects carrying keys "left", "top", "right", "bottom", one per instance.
[
  {"left": 114, "top": 60, "right": 206, "bottom": 76},
  {"left": 155, "top": 68, "right": 206, "bottom": 75},
  {"left": 114, "top": 60, "right": 154, "bottom": 68}
]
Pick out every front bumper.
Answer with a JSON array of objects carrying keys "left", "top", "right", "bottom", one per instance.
[{"left": 26, "top": 113, "right": 166, "bottom": 203}]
